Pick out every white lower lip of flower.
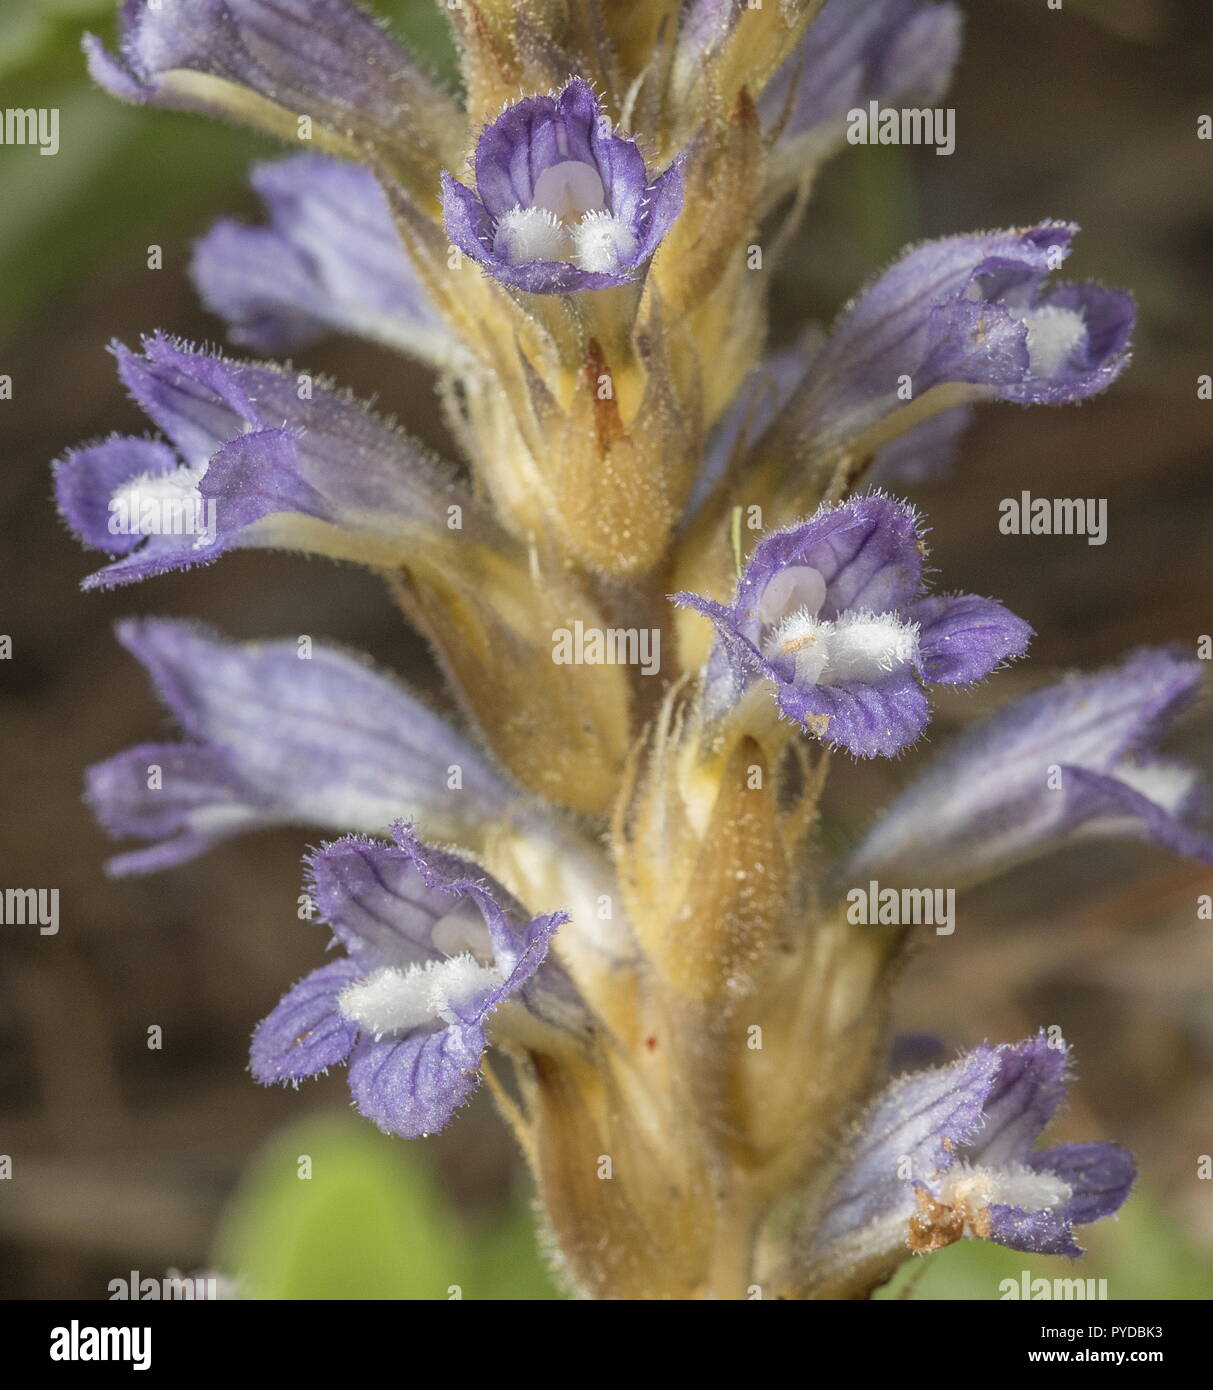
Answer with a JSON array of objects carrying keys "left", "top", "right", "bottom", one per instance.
[
  {"left": 939, "top": 1161, "right": 1073, "bottom": 1216},
  {"left": 571, "top": 211, "right": 638, "bottom": 274},
  {"left": 111, "top": 462, "right": 207, "bottom": 529},
  {"left": 338, "top": 954, "right": 503, "bottom": 1036},
  {"left": 1018, "top": 303, "right": 1088, "bottom": 377},
  {"left": 494, "top": 205, "right": 572, "bottom": 265},
  {"left": 532, "top": 159, "right": 608, "bottom": 222},
  {"left": 763, "top": 610, "right": 919, "bottom": 686}
]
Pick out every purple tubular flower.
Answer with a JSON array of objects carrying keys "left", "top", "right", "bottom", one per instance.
[
  {"left": 847, "top": 647, "right": 1213, "bottom": 886},
  {"left": 82, "top": 0, "right": 461, "bottom": 194},
  {"left": 251, "top": 825, "right": 570, "bottom": 1138},
  {"left": 87, "top": 619, "right": 514, "bottom": 875},
  {"left": 191, "top": 154, "right": 453, "bottom": 363},
  {"left": 806, "top": 1035, "right": 1134, "bottom": 1289},
  {"left": 763, "top": 0, "right": 963, "bottom": 153},
  {"left": 866, "top": 404, "right": 975, "bottom": 485},
  {"left": 54, "top": 333, "right": 469, "bottom": 587},
  {"left": 691, "top": 343, "right": 974, "bottom": 509},
  {"left": 781, "top": 223, "right": 1134, "bottom": 455},
  {"left": 688, "top": 344, "right": 818, "bottom": 512},
  {"left": 673, "top": 494, "right": 1032, "bottom": 756},
  {"left": 441, "top": 78, "right": 685, "bottom": 294}
]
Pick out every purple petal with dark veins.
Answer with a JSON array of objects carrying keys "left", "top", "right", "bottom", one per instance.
[
  {"left": 1028, "top": 1143, "right": 1137, "bottom": 1228},
  {"left": 307, "top": 824, "right": 565, "bottom": 979},
  {"left": 442, "top": 79, "right": 683, "bottom": 295},
  {"left": 770, "top": 224, "right": 1132, "bottom": 456},
  {"left": 58, "top": 335, "right": 473, "bottom": 588},
  {"left": 739, "top": 495, "right": 926, "bottom": 631},
  {"left": 191, "top": 154, "right": 451, "bottom": 361},
  {"left": 83, "top": 0, "right": 462, "bottom": 195},
  {"left": 910, "top": 592, "right": 1033, "bottom": 685},
  {"left": 810, "top": 1044, "right": 1001, "bottom": 1250},
  {"left": 777, "top": 669, "right": 932, "bottom": 758},
  {"left": 250, "top": 958, "right": 362, "bottom": 1084},
  {"left": 86, "top": 619, "right": 514, "bottom": 873},
  {"left": 847, "top": 648, "right": 1213, "bottom": 887},
  {"left": 254, "top": 826, "right": 568, "bottom": 1139}
]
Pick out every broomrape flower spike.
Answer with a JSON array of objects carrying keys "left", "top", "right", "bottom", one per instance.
[{"left": 61, "top": 0, "right": 1188, "bottom": 1299}]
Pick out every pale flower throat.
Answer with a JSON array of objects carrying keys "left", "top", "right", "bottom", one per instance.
[
  {"left": 337, "top": 902, "right": 503, "bottom": 1037},
  {"left": 494, "top": 156, "right": 638, "bottom": 273},
  {"left": 757, "top": 564, "right": 920, "bottom": 687}
]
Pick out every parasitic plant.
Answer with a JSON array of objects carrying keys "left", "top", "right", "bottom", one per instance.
[{"left": 55, "top": 0, "right": 1209, "bottom": 1300}]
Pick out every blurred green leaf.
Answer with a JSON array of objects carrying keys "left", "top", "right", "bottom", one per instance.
[
  {"left": 216, "top": 1112, "right": 470, "bottom": 1300},
  {"left": 382, "top": 0, "right": 461, "bottom": 85},
  {"left": 469, "top": 1194, "right": 563, "bottom": 1301},
  {"left": 0, "top": 7, "right": 46, "bottom": 78},
  {"left": 216, "top": 1110, "right": 564, "bottom": 1300},
  {"left": 0, "top": 0, "right": 115, "bottom": 78},
  {"left": 1085, "top": 1189, "right": 1213, "bottom": 1302}
]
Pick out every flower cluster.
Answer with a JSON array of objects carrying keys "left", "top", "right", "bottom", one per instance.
[{"left": 61, "top": 0, "right": 1210, "bottom": 1299}]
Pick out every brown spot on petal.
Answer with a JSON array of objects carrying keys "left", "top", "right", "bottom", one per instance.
[
  {"left": 907, "top": 1187, "right": 965, "bottom": 1253},
  {"left": 806, "top": 713, "right": 831, "bottom": 737}
]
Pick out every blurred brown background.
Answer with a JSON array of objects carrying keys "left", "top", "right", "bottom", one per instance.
[{"left": 1, "top": 0, "right": 1211, "bottom": 1297}]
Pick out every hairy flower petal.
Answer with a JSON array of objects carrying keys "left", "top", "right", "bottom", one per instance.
[
  {"left": 442, "top": 78, "right": 683, "bottom": 295},
  {"left": 84, "top": 0, "right": 463, "bottom": 203},
  {"left": 848, "top": 647, "right": 1213, "bottom": 885},
  {"left": 674, "top": 494, "right": 1029, "bottom": 755},
  {"left": 805, "top": 1036, "right": 1133, "bottom": 1293},
  {"left": 87, "top": 619, "right": 514, "bottom": 873},
  {"left": 191, "top": 154, "right": 454, "bottom": 363},
  {"left": 55, "top": 335, "right": 473, "bottom": 586},
  {"left": 252, "top": 824, "right": 568, "bottom": 1138},
  {"left": 770, "top": 224, "right": 1133, "bottom": 458}
]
